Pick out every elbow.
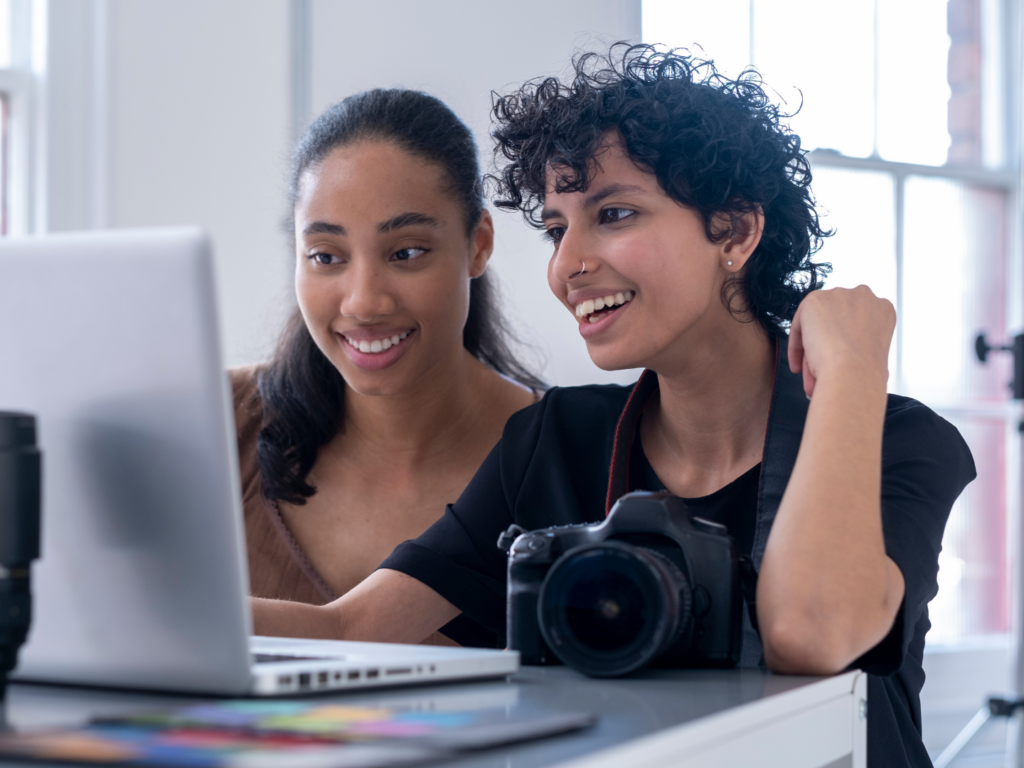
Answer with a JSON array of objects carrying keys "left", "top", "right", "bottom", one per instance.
[
  {"left": 759, "top": 613, "right": 858, "bottom": 676},
  {"left": 756, "top": 562, "right": 904, "bottom": 675}
]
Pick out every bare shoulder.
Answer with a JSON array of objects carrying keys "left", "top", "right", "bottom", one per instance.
[
  {"left": 487, "top": 367, "right": 541, "bottom": 416},
  {"left": 228, "top": 364, "right": 265, "bottom": 438},
  {"left": 229, "top": 364, "right": 261, "bottom": 404},
  {"left": 460, "top": 357, "right": 540, "bottom": 447}
]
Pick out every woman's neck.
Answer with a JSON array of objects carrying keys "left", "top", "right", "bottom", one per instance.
[
  {"left": 642, "top": 314, "right": 776, "bottom": 497},
  {"left": 331, "top": 346, "right": 503, "bottom": 470}
]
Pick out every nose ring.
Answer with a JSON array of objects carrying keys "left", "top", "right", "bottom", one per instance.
[{"left": 571, "top": 260, "right": 586, "bottom": 278}]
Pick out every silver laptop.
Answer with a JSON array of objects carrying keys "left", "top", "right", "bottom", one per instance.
[{"left": 0, "top": 227, "right": 518, "bottom": 696}]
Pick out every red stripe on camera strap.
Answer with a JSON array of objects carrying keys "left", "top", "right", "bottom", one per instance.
[{"left": 604, "top": 370, "right": 659, "bottom": 516}]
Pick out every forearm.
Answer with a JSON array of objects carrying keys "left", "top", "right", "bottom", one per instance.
[
  {"left": 758, "top": 367, "right": 904, "bottom": 674},
  {"left": 252, "top": 596, "right": 341, "bottom": 639},
  {"left": 251, "top": 569, "right": 462, "bottom": 644}
]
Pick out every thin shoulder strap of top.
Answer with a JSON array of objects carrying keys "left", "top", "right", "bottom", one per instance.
[{"left": 261, "top": 498, "right": 339, "bottom": 604}]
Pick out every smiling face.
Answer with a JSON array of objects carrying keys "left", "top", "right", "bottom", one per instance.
[
  {"left": 542, "top": 138, "right": 763, "bottom": 374},
  {"left": 294, "top": 141, "right": 490, "bottom": 397}
]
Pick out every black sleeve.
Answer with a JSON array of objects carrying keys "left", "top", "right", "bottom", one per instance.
[
  {"left": 852, "top": 400, "right": 976, "bottom": 675},
  {"left": 378, "top": 397, "right": 549, "bottom": 643}
]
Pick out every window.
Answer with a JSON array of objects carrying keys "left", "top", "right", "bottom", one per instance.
[
  {"left": 644, "top": 0, "right": 1020, "bottom": 644},
  {"left": 0, "top": 0, "right": 34, "bottom": 236}
]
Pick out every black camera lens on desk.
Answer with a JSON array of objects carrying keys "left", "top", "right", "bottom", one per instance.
[
  {"left": 538, "top": 541, "right": 694, "bottom": 677},
  {"left": 0, "top": 412, "right": 41, "bottom": 696}
]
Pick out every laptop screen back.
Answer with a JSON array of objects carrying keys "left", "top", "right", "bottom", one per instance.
[{"left": 0, "top": 228, "right": 254, "bottom": 694}]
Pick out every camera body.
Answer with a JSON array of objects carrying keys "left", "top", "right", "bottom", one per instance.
[{"left": 504, "top": 491, "right": 743, "bottom": 677}]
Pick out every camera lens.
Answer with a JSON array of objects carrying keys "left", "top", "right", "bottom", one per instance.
[
  {"left": 0, "top": 412, "right": 41, "bottom": 689},
  {"left": 538, "top": 541, "right": 692, "bottom": 677},
  {"left": 0, "top": 413, "right": 40, "bottom": 563}
]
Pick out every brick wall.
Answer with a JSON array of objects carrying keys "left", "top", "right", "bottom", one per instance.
[{"left": 947, "top": 0, "right": 982, "bottom": 165}]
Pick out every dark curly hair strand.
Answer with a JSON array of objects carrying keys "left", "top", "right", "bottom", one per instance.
[{"left": 489, "top": 43, "right": 831, "bottom": 335}]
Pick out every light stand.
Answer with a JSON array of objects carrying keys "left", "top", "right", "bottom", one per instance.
[{"left": 933, "top": 333, "right": 1024, "bottom": 768}]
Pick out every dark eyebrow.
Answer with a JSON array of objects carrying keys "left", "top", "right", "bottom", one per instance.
[
  {"left": 582, "top": 183, "right": 647, "bottom": 209},
  {"left": 377, "top": 212, "right": 442, "bottom": 233},
  {"left": 540, "top": 183, "right": 647, "bottom": 222},
  {"left": 303, "top": 221, "right": 346, "bottom": 237}
]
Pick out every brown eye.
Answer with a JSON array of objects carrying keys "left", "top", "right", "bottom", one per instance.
[
  {"left": 308, "top": 252, "right": 339, "bottom": 266},
  {"left": 544, "top": 226, "right": 566, "bottom": 244},
  {"left": 391, "top": 247, "right": 428, "bottom": 262},
  {"left": 599, "top": 208, "right": 635, "bottom": 224}
]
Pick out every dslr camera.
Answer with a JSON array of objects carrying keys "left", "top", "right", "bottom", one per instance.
[{"left": 501, "top": 491, "right": 743, "bottom": 677}]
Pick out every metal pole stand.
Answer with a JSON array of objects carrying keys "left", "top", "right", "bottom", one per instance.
[
  {"left": 933, "top": 697, "right": 1023, "bottom": 768},
  {"left": 933, "top": 334, "right": 1024, "bottom": 767}
]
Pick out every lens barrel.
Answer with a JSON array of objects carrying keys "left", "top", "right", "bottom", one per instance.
[
  {"left": 538, "top": 541, "right": 692, "bottom": 677},
  {"left": 0, "top": 412, "right": 41, "bottom": 687}
]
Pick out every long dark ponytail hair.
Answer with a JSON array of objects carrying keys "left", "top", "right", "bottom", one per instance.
[{"left": 257, "top": 89, "right": 543, "bottom": 506}]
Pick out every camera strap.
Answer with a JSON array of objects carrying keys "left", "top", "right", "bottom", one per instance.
[
  {"left": 603, "top": 370, "right": 659, "bottom": 515},
  {"left": 738, "top": 555, "right": 760, "bottom": 634},
  {"left": 603, "top": 335, "right": 809, "bottom": 667}
]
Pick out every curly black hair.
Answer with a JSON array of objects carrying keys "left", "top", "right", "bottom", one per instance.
[{"left": 490, "top": 43, "right": 831, "bottom": 335}]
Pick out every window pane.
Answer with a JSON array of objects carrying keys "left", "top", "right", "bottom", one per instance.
[
  {"left": 979, "top": 0, "right": 1006, "bottom": 168},
  {"left": 1, "top": 95, "right": 7, "bottom": 237},
  {"left": 926, "top": 416, "right": 1008, "bottom": 642},
  {"left": 0, "top": 0, "right": 10, "bottom": 70},
  {"left": 754, "top": 0, "right": 875, "bottom": 158},
  {"left": 811, "top": 167, "right": 897, "bottom": 301},
  {"left": 809, "top": 166, "right": 898, "bottom": 375},
  {"left": 644, "top": 0, "right": 1006, "bottom": 168},
  {"left": 641, "top": 0, "right": 750, "bottom": 79},
  {"left": 876, "top": 0, "right": 952, "bottom": 165},
  {"left": 901, "top": 176, "right": 1009, "bottom": 403}
]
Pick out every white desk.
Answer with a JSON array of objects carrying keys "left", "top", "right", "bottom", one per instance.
[{"left": 2, "top": 667, "right": 866, "bottom": 768}]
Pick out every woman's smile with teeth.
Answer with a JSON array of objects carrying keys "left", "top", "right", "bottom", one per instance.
[
  {"left": 574, "top": 290, "right": 634, "bottom": 322},
  {"left": 343, "top": 330, "right": 411, "bottom": 354}
]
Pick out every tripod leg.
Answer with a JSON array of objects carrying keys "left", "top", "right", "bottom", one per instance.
[
  {"left": 1008, "top": 706, "right": 1024, "bottom": 768},
  {"left": 934, "top": 707, "right": 993, "bottom": 768}
]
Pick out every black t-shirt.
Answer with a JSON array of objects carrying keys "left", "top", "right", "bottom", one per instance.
[
  {"left": 630, "top": 426, "right": 760, "bottom": 557},
  {"left": 381, "top": 354, "right": 975, "bottom": 768}
]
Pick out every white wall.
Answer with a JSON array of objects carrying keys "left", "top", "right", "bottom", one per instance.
[
  {"left": 44, "top": 1, "right": 99, "bottom": 235},
  {"left": 43, "top": 0, "right": 642, "bottom": 382},
  {"left": 309, "top": 0, "right": 642, "bottom": 385},
  {"left": 46, "top": 0, "right": 294, "bottom": 368},
  {"left": 106, "top": 0, "right": 293, "bottom": 367}
]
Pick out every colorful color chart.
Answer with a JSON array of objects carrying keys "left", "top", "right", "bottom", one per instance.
[{"left": 0, "top": 701, "right": 595, "bottom": 767}]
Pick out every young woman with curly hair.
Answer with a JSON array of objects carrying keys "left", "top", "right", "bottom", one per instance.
[{"left": 253, "top": 46, "right": 974, "bottom": 766}]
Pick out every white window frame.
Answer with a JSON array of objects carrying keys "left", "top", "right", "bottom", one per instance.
[
  {"left": 806, "top": 150, "right": 1020, "bottom": 411},
  {"left": 802, "top": 0, "right": 1023, "bottom": 653},
  {"left": 646, "top": 0, "right": 1023, "bottom": 651},
  {"left": 0, "top": 0, "right": 39, "bottom": 236},
  {"left": 0, "top": 66, "right": 35, "bottom": 236}
]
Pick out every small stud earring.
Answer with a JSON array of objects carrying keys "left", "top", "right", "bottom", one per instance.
[{"left": 727, "top": 260, "right": 733, "bottom": 267}]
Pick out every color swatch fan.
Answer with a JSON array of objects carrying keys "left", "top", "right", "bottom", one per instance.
[{"left": 0, "top": 700, "right": 595, "bottom": 768}]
